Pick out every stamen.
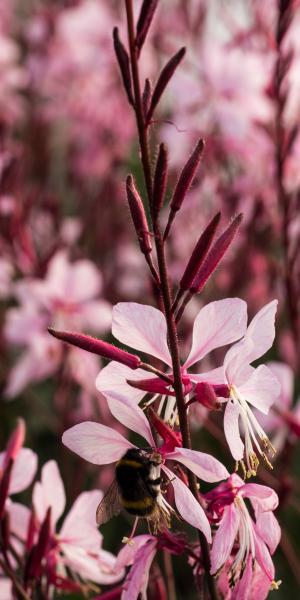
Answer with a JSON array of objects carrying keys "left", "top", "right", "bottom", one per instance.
[{"left": 270, "top": 580, "right": 282, "bottom": 590}]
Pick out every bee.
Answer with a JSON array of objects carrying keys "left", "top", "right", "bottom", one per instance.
[{"left": 96, "top": 448, "right": 172, "bottom": 530}]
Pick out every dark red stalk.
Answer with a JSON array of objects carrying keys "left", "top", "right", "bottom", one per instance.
[
  {"left": 113, "top": 27, "right": 134, "bottom": 107},
  {"left": 48, "top": 328, "right": 141, "bottom": 369},
  {"left": 146, "top": 47, "right": 186, "bottom": 125},
  {"left": 0, "top": 459, "right": 13, "bottom": 521},
  {"left": 124, "top": 2, "right": 218, "bottom": 598},
  {"left": 164, "top": 139, "right": 205, "bottom": 240},
  {"left": 152, "top": 143, "right": 168, "bottom": 224},
  {"left": 26, "top": 508, "right": 51, "bottom": 580},
  {"left": 136, "top": 0, "right": 159, "bottom": 56}
]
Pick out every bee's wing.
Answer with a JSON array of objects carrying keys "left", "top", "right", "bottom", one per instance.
[{"left": 96, "top": 480, "right": 122, "bottom": 526}]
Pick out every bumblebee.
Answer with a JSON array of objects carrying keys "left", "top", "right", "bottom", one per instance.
[{"left": 96, "top": 448, "right": 172, "bottom": 529}]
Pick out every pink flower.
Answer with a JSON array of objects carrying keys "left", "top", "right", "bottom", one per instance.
[
  {"left": 5, "top": 250, "right": 111, "bottom": 398},
  {"left": 62, "top": 397, "right": 229, "bottom": 542},
  {"left": 96, "top": 298, "right": 247, "bottom": 425},
  {"left": 113, "top": 531, "right": 185, "bottom": 600},
  {"left": 32, "top": 460, "right": 123, "bottom": 587},
  {"left": 206, "top": 473, "right": 281, "bottom": 596},
  {"left": 212, "top": 300, "right": 280, "bottom": 476}
]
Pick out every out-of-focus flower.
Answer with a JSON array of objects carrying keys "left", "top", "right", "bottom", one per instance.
[
  {"left": 62, "top": 396, "right": 229, "bottom": 540},
  {"left": 38, "top": 0, "right": 134, "bottom": 179},
  {"left": 206, "top": 473, "right": 281, "bottom": 597},
  {"left": 259, "top": 362, "right": 300, "bottom": 452},
  {"left": 0, "top": 257, "right": 13, "bottom": 299},
  {"left": 32, "top": 460, "right": 123, "bottom": 588},
  {"left": 0, "top": 32, "right": 27, "bottom": 126},
  {"left": 4, "top": 250, "right": 111, "bottom": 398}
]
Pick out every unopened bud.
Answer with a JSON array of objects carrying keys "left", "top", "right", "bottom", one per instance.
[
  {"left": 0, "top": 459, "right": 13, "bottom": 521},
  {"left": 152, "top": 143, "right": 168, "bottom": 223},
  {"left": 113, "top": 27, "right": 134, "bottom": 107},
  {"left": 190, "top": 214, "right": 242, "bottom": 293},
  {"left": 136, "top": 0, "right": 159, "bottom": 56},
  {"left": 180, "top": 212, "right": 221, "bottom": 291},
  {"left": 147, "top": 48, "right": 186, "bottom": 123},
  {"left": 126, "top": 175, "right": 152, "bottom": 256},
  {"left": 48, "top": 328, "right": 141, "bottom": 370}
]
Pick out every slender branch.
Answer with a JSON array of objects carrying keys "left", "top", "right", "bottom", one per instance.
[
  {"left": 163, "top": 550, "right": 177, "bottom": 600},
  {"left": 124, "top": 3, "right": 218, "bottom": 598}
]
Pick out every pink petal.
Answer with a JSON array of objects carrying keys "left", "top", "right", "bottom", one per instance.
[
  {"left": 254, "top": 511, "right": 281, "bottom": 555},
  {"left": 105, "top": 395, "right": 155, "bottom": 446},
  {"left": 164, "top": 467, "right": 211, "bottom": 542},
  {"left": 253, "top": 530, "right": 274, "bottom": 581},
  {"left": 184, "top": 298, "right": 247, "bottom": 369},
  {"left": 210, "top": 504, "right": 240, "bottom": 574},
  {"left": 8, "top": 502, "right": 31, "bottom": 541},
  {"left": 189, "top": 366, "right": 226, "bottom": 385},
  {"left": 112, "top": 302, "right": 171, "bottom": 365},
  {"left": 1, "top": 448, "right": 38, "bottom": 495},
  {"left": 96, "top": 361, "right": 152, "bottom": 403},
  {"left": 33, "top": 460, "right": 66, "bottom": 528},
  {"left": 0, "top": 579, "right": 11, "bottom": 600},
  {"left": 47, "top": 251, "right": 102, "bottom": 303},
  {"left": 79, "top": 300, "right": 112, "bottom": 333},
  {"left": 241, "top": 484, "right": 278, "bottom": 511},
  {"left": 238, "top": 365, "right": 281, "bottom": 414},
  {"left": 60, "top": 490, "right": 103, "bottom": 548},
  {"left": 121, "top": 538, "right": 157, "bottom": 600},
  {"left": 62, "top": 545, "right": 124, "bottom": 585},
  {"left": 115, "top": 534, "right": 154, "bottom": 570},
  {"left": 231, "top": 555, "right": 253, "bottom": 600},
  {"left": 167, "top": 448, "right": 229, "bottom": 482},
  {"left": 225, "top": 301, "right": 278, "bottom": 382},
  {"left": 62, "top": 421, "right": 134, "bottom": 465},
  {"left": 224, "top": 400, "right": 244, "bottom": 461},
  {"left": 268, "top": 361, "right": 294, "bottom": 410}
]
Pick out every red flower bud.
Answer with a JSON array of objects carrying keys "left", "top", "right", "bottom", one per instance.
[
  {"left": 179, "top": 212, "right": 221, "bottom": 291},
  {"left": 190, "top": 213, "right": 242, "bottom": 293},
  {"left": 113, "top": 27, "right": 134, "bottom": 107},
  {"left": 126, "top": 175, "right": 152, "bottom": 256},
  {"left": 136, "top": 0, "right": 159, "bottom": 56},
  {"left": 164, "top": 139, "right": 204, "bottom": 239},
  {"left": 0, "top": 459, "right": 13, "bottom": 521},
  {"left": 147, "top": 47, "right": 186, "bottom": 123},
  {"left": 48, "top": 328, "right": 141, "bottom": 369},
  {"left": 152, "top": 143, "right": 168, "bottom": 223}
]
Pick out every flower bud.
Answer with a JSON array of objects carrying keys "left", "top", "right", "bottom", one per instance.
[
  {"left": 126, "top": 175, "right": 152, "bottom": 255},
  {"left": 147, "top": 48, "right": 186, "bottom": 123},
  {"left": 136, "top": 0, "right": 159, "bottom": 56},
  {"left": 113, "top": 27, "right": 134, "bottom": 107},
  {"left": 48, "top": 328, "right": 141, "bottom": 369},
  {"left": 179, "top": 212, "right": 220, "bottom": 291},
  {"left": 190, "top": 214, "right": 242, "bottom": 294}
]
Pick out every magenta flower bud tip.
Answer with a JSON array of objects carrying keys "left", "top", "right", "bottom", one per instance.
[
  {"left": 4, "top": 418, "right": 25, "bottom": 468},
  {"left": 48, "top": 328, "right": 141, "bottom": 369},
  {"left": 147, "top": 47, "right": 186, "bottom": 123}
]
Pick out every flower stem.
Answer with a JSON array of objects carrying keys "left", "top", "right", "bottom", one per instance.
[{"left": 124, "top": 2, "right": 218, "bottom": 598}]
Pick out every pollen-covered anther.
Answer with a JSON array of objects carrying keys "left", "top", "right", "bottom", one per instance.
[
  {"left": 262, "top": 436, "right": 276, "bottom": 457},
  {"left": 270, "top": 580, "right": 282, "bottom": 591},
  {"left": 262, "top": 453, "right": 273, "bottom": 470},
  {"left": 236, "top": 460, "right": 247, "bottom": 479},
  {"left": 247, "top": 452, "right": 259, "bottom": 478}
]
